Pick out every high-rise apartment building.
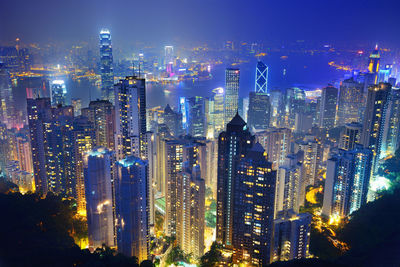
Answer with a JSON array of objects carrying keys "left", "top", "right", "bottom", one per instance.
[
  {"left": 319, "top": 85, "right": 338, "bottom": 129},
  {"left": 115, "top": 156, "right": 149, "bottom": 262},
  {"left": 84, "top": 147, "right": 115, "bottom": 249},
  {"left": 337, "top": 78, "right": 364, "bottom": 126}
]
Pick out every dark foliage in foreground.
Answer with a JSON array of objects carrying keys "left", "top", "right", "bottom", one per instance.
[{"left": 0, "top": 192, "right": 152, "bottom": 267}]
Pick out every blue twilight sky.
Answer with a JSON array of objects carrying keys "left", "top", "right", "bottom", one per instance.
[{"left": 0, "top": 0, "right": 400, "bottom": 45}]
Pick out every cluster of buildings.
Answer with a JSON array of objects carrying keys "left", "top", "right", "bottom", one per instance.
[{"left": 0, "top": 28, "right": 399, "bottom": 266}]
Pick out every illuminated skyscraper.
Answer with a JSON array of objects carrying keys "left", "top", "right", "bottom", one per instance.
[
  {"left": 164, "top": 45, "right": 174, "bottom": 74},
  {"left": 273, "top": 210, "right": 311, "bottom": 262},
  {"left": 99, "top": 29, "right": 115, "bottom": 103},
  {"left": 322, "top": 145, "right": 372, "bottom": 218},
  {"left": 382, "top": 87, "right": 400, "bottom": 157},
  {"left": 232, "top": 143, "right": 276, "bottom": 265},
  {"left": 255, "top": 61, "right": 268, "bottom": 94},
  {"left": 255, "top": 128, "right": 292, "bottom": 170},
  {"left": 73, "top": 116, "right": 95, "bottom": 215},
  {"left": 27, "top": 98, "right": 52, "bottom": 194},
  {"left": 224, "top": 68, "right": 240, "bottom": 123},
  {"left": 82, "top": 100, "right": 115, "bottom": 150},
  {"left": 115, "top": 156, "right": 149, "bottom": 262},
  {"left": 337, "top": 78, "right": 364, "bottom": 126},
  {"left": 177, "top": 165, "right": 205, "bottom": 258},
  {"left": 276, "top": 153, "right": 304, "bottom": 214},
  {"left": 285, "top": 88, "right": 306, "bottom": 129},
  {"left": 361, "top": 83, "right": 391, "bottom": 176},
  {"left": 368, "top": 45, "right": 380, "bottom": 85},
  {"left": 114, "top": 76, "right": 146, "bottom": 159},
  {"left": 0, "top": 63, "right": 15, "bottom": 129},
  {"left": 50, "top": 80, "right": 67, "bottom": 106},
  {"left": 295, "top": 137, "right": 322, "bottom": 187},
  {"left": 71, "top": 98, "right": 82, "bottom": 117},
  {"left": 84, "top": 147, "right": 115, "bottom": 249},
  {"left": 208, "top": 87, "right": 225, "bottom": 138},
  {"left": 186, "top": 96, "right": 206, "bottom": 137},
  {"left": 216, "top": 113, "right": 254, "bottom": 246},
  {"left": 319, "top": 85, "right": 338, "bottom": 129},
  {"left": 247, "top": 92, "right": 271, "bottom": 132},
  {"left": 339, "top": 122, "right": 362, "bottom": 151}
]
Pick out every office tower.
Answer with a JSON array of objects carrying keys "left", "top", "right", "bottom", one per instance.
[
  {"left": 115, "top": 156, "right": 149, "bottom": 262},
  {"left": 224, "top": 68, "right": 240, "bottom": 123},
  {"left": 232, "top": 143, "right": 276, "bottom": 265},
  {"left": 185, "top": 96, "right": 206, "bottom": 137},
  {"left": 73, "top": 116, "right": 95, "bottom": 215},
  {"left": 368, "top": 45, "right": 380, "bottom": 85},
  {"left": 27, "top": 98, "right": 52, "bottom": 194},
  {"left": 255, "top": 61, "right": 268, "bottom": 94},
  {"left": 208, "top": 87, "right": 225, "bottom": 138},
  {"left": 285, "top": 87, "right": 306, "bottom": 129},
  {"left": 361, "top": 83, "right": 391, "bottom": 171},
  {"left": 276, "top": 153, "right": 304, "bottom": 214},
  {"left": 146, "top": 106, "right": 164, "bottom": 132},
  {"left": 71, "top": 98, "right": 82, "bottom": 117},
  {"left": 177, "top": 165, "right": 205, "bottom": 258},
  {"left": 322, "top": 145, "right": 372, "bottom": 218},
  {"left": 295, "top": 137, "right": 322, "bottom": 187},
  {"left": 114, "top": 76, "right": 146, "bottom": 159},
  {"left": 378, "top": 64, "right": 392, "bottom": 83},
  {"left": 273, "top": 210, "right": 311, "bottom": 262},
  {"left": 382, "top": 87, "right": 400, "bottom": 157},
  {"left": 82, "top": 100, "right": 115, "bottom": 150},
  {"left": 247, "top": 92, "right": 271, "bottom": 132},
  {"left": 50, "top": 80, "right": 67, "bottom": 106},
  {"left": 0, "top": 63, "right": 15, "bottom": 129},
  {"left": 99, "top": 29, "right": 115, "bottom": 103},
  {"left": 84, "top": 147, "right": 115, "bottom": 249},
  {"left": 163, "top": 104, "right": 183, "bottom": 137},
  {"left": 337, "top": 78, "right": 364, "bottom": 126},
  {"left": 319, "top": 85, "right": 338, "bottom": 129},
  {"left": 255, "top": 128, "right": 292, "bottom": 169},
  {"left": 164, "top": 46, "right": 174, "bottom": 74},
  {"left": 216, "top": 113, "right": 255, "bottom": 246},
  {"left": 339, "top": 122, "right": 362, "bottom": 150}
]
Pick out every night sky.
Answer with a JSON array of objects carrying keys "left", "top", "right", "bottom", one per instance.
[{"left": 1, "top": 0, "right": 400, "bottom": 46}]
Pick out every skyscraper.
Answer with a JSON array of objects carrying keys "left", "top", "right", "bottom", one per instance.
[
  {"left": 285, "top": 88, "right": 306, "bottom": 129},
  {"left": 216, "top": 113, "right": 254, "bottom": 246},
  {"left": 177, "top": 165, "right": 205, "bottom": 258},
  {"left": 368, "top": 45, "right": 380, "bottom": 85},
  {"left": 84, "top": 147, "right": 115, "bottom": 249},
  {"left": 208, "top": 87, "right": 225, "bottom": 138},
  {"left": 322, "top": 145, "right": 372, "bottom": 219},
  {"left": 73, "top": 116, "right": 95, "bottom": 215},
  {"left": 247, "top": 92, "right": 271, "bottom": 132},
  {"left": 255, "top": 61, "right": 268, "bottom": 94},
  {"left": 295, "top": 137, "right": 322, "bottom": 187},
  {"left": 27, "top": 98, "right": 52, "bottom": 194},
  {"left": 319, "top": 85, "right": 338, "bottom": 129},
  {"left": 337, "top": 78, "right": 364, "bottom": 126},
  {"left": 82, "top": 100, "right": 115, "bottom": 150},
  {"left": 255, "top": 128, "right": 292, "bottom": 170},
  {"left": 50, "top": 80, "right": 67, "bottom": 106},
  {"left": 224, "top": 68, "right": 240, "bottom": 123},
  {"left": 273, "top": 210, "right": 311, "bottom": 262},
  {"left": 232, "top": 143, "right": 276, "bottom": 265},
  {"left": 382, "top": 87, "right": 400, "bottom": 157},
  {"left": 114, "top": 76, "right": 147, "bottom": 159},
  {"left": 361, "top": 83, "right": 391, "bottom": 173},
  {"left": 339, "top": 122, "right": 362, "bottom": 151},
  {"left": 164, "top": 45, "right": 174, "bottom": 74},
  {"left": 0, "top": 63, "right": 16, "bottom": 129},
  {"left": 99, "top": 29, "right": 115, "bottom": 103},
  {"left": 115, "top": 156, "right": 149, "bottom": 262}
]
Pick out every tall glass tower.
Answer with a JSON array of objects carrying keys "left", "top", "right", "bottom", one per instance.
[
  {"left": 224, "top": 68, "right": 240, "bottom": 123},
  {"left": 99, "top": 29, "right": 114, "bottom": 103},
  {"left": 255, "top": 61, "right": 268, "bottom": 94}
]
